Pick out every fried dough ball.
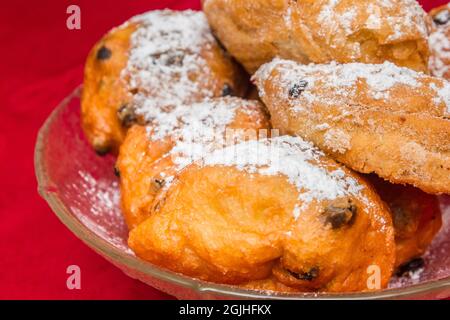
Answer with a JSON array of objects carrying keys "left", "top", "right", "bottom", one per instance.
[
  {"left": 82, "top": 10, "right": 247, "bottom": 155},
  {"left": 129, "top": 136, "right": 395, "bottom": 292},
  {"left": 253, "top": 58, "right": 450, "bottom": 194},
  {"left": 117, "top": 97, "right": 270, "bottom": 229},
  {"left": 202, "top": 0, "right": 430, "bottom": 74},
  {"left": 429, "top": 3, "right": 450, "bottom": 80},
  {"left": 367, "top": 175, "right": 442, "bottom": 268}
]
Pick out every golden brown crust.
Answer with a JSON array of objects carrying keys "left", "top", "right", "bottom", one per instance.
[
  {"left": 203, "top": 0, "right": 430, "bottom": 74},
  {"left": 128, "top": 137, "right": 395, "bottom": 292},
  {"left": 116, "top": 126, "right": 174, "bottom": 229},
  {"left": 254, "top": 59, "right": 450, "bottom": 194},
  {"left": 367, "top": 175, "right": 442, "bottom": 267},
  {"left": 81, "top": 23, "right": 136, "bottom": 155},
  {"left": 117, "top": 98, "right": 271, "bottom": 230},
  {"left": 429, "top": 4, "right": 450, "bottom": 80},
  {"left": 81, "top": 10, "right": 248, "bottom": 155}
]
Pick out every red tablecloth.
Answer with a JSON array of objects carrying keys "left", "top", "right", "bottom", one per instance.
[{"left": 0, "top": 0, "right": 448, "bottom": 300}]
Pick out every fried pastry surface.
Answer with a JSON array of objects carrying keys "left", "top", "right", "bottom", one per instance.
[
  {"left": 429, "top": 3, "right": 450, "bottom": 80},
  {"left": 82, "top": 10, "right": 247, "bottom": 154},
  {"left": 367, "top": 175, "right": 442, "bottom": 267},
  {"left": 254, "top": 58, "right": 450, "bottom": 194},
  {"left": 117, "top": 97, "right": 270, "bottom": 229},
  {"left": 129, "top": 136, "right": 396, "bottom": 292},
  {"left": 203, "top": 0, "right": 430, "bottom": 74}
]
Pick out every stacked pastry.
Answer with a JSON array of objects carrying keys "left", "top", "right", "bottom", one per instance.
[{"left": 80, "top": 1, "right": 450, "bottom": 293}]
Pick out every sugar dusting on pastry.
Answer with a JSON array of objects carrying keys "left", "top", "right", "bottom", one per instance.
[
  {"left": 384, "top": 0, "right": 428, "bottom": 41},
  {"left": 202, "top": 136, "right": 366, "bottom": 219},
  {"left": 143, "top": 97, "right": 262, "bottom": 171},
  {"left": 429, "top": 29, "right": 450, "bottom": 78},
  {"left": 123, "top": 10, "right": 216, "bottom": 116},
  {"left": 429, "top": 4, "right": 450, "bottom": 78},
  {"left": 253, "top": 58, "right": 450, "bottom": 116},
  {"left": 291, "top": 0, "right": 428, "bottom": 61},
  {"left": 324, "top": 129, "right": 351, "bottom": 154},
  {"left": 316, "top": 0, "right": 428, "bottom": 42},
  {"left": 317, "top": 0, "right": 358, "bottom": 36},
  {"left": 400, "top": 141, "right": 427, "bottom": 166}
]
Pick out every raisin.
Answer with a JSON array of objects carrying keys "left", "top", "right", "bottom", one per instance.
[
  {"left": 165, "top": 52, "right": 184, "bottom": 66},
  {"left": 288, "top": 80, "right": 308, "bottom": 98},
  {"left": 117, "top": 104, "right": 137, "bottom": 128},
  {"left": 114, "top": 166, "right": 120, "bottom": 178},
  {"left": 151, "top": 51, "right": 184, "bottom": 66},
  {"left": 323, "top": 201, "right": 357, "bottom": 229},
  {"left": 96, "top": 46, "right": 112, "bottom": 60},
  {"left": 434, "top": 10, "right": 450, "bottom": 25},
  {"left": 221, "top": 84, "right": 234, "bottom": 97},
  {"left": 396, "top": 258, "right": 425, "bottom": 277},
  {"left": 288, "top": 267, "right": 319, "bottom": 281},
  {"left": 151, "top": 178, "right": 165, "bottom": 191}
]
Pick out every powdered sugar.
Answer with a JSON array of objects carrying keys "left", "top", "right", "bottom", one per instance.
[
  {"left": 316, "top": 0, "right": 428, "bottom": 42},
  {"left": 366, "top": 4, "right": 383, "bottom": 30},
  {"left": 400, "top": 141, "right": 427, "bottom": 165},
  {"left": 69, "top": 171, "right": 128, "bottom": 251},
  {"left": 76, "top": 171, "right": 120, "bottom": 217},
  {"left": 144, "top": 97, "right": 262, "bottom": 172},
  {"left": 429, "top": 29, "right": 450, "bottom": 78},
  {"left": 317, "top": 0, "right": 357, "bottom": 37},
  {"left": 389, "top": 266, "right": 425, "bottom": 288},
  {"left": 201, "top": 136, "right": 365, "bottom": 219},
  {"left": 429, "top": 82, "right": 450, "bottom": 115},
  {"left": 384, "top": 0, "right": 428, "bottom": 42},
  {"left": 253, "top": 58, "right": 450, "bottom": 115},
  {"left": 429, "top": 6, "right": 450, "bottom": 79},
  {"left": 324, "top": 129, "right": 351, "bottom": 154},
  {"left": 122, "top": 10, "right": 217, "bottom": 118}
]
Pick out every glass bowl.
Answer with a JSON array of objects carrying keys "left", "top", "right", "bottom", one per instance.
[{"left": 35, "top": 87, "right": 450, "bottom": 299}]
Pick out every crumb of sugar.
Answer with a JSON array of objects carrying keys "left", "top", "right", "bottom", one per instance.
[
  {"left": 324, "top": 129, "right": 351, "bottom": 154},
  {"left": 201, "top": 136, "right": 365, "bottom": 219},
  {"left": 123, "top": 10, "right": 216, "bottom": 117}
]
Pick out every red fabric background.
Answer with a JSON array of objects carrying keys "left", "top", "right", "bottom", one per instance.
[{"left": 0, "top": 0, "right": 447, "bottom": 300}]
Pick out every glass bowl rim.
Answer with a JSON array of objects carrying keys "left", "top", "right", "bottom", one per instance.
[{"left": 34, "top": 86, "right": 450, "bottom": 300}]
